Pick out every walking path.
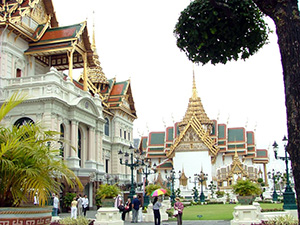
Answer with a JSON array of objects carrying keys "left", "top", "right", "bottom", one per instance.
[{"left": 59, "top": 210, "right": 230, "bottom": 225}]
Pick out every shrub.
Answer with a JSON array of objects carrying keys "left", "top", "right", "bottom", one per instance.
[
  {"left": 232, "top": 179, "right": 262, "bottom": 196},
  {"left": 251, "top": 214, "right": 298, "bottom": 225},
  {"left": 50, "top": 216, "right": 94, "bottom": 225},
  {"left": 63, "top": 193, "right": 77, "bottom": 209},
  {"left": 96, "top": 184, "right": 120, "bottom": 199}
]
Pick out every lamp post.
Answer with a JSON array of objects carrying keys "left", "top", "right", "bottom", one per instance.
[
  {"left": 189, "top": 175, "right": 199, "bottom": 203},
  {"left": 104, "top": 173, "right": 111, "bottom": 184},
  {"left": 195, "top": 171, "right": 208, "bottom": 203},
  {"left": 168, "top": 168, "right": 181, "bottom": 206},
  {"left": 118, "top": 145, "right": 145, "bottom": 200},
  {"left": 267, "top": 169, "right": 279, "bottom": 202},
  {"left": 141, "top": 163, "right": 156, "bottom": 207},
  {"left": 273, "top": 136, "right": 297, "bottom": 210}
]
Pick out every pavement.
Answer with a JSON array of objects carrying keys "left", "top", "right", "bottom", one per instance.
[{"left": 59, "top": 210, "right": 231, "bottom": 225}]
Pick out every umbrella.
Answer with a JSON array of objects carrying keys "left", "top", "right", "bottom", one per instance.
[{"left": 151, "top": 188, "right": 167, "bottom": 197}]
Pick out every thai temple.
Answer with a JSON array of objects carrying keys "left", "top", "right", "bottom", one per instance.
[
  {"left": 0, "top": 0, "right": 137, "bottom": 209},
  {"left": 139, "top": 74, "right": 269, "bottom": 196},
  {"left": 0, "top": 0, "right": 271, "bottom": 208}
]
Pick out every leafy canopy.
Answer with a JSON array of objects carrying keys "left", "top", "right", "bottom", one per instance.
[
  {"left": 232, "top": 179, "right": 262, "bottom": 196},
  {"left": 0, "top": 92, "right": 83, "bottom": 207},
  {"left": 174, "top": 0, "right": 270, "bottom": 65}
]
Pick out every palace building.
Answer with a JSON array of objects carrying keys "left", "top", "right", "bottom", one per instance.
[
  {"left": 139, "top": 74, "right": 269, "bottom": 194},
  {"left": 0, "top": 0, "right": 137, "bottom": 208}
]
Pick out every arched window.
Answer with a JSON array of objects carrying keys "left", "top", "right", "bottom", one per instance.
[
  {"left": 78, "top": 129, "right": 82, "bottom": 167},
  {"left": 104, "top": 118, "right": 109, "bottom": 136},
  {"left": 14, "top": 117, "right": 34, "bottom": 127},
  {"left": 59, "top": 124, "right": 64, "bottom": 158}
]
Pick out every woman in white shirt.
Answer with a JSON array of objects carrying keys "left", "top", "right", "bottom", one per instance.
[{"left": 153, "top": 197, "right": 162, "bottom": 225}]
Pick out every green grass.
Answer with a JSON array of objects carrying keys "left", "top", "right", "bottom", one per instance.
[{"left": 168, "top": 203, "right": 284, "bottom": 221}]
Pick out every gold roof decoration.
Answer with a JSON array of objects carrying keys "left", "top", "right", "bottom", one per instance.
[
  {"left": 178, "top": 72, "right": 213, "bottom": 133},
  {"left": 228, "top": 148, "right": 248, "bottom": 178},
  {"left": 167, "top": 113, "right": 219, "bottom": 162},
  {"left": 86, "top": 14, "right": 108, "bottom": 89},
  {"left": 179, "top": 168, "right": 188, "bottom": 187}
]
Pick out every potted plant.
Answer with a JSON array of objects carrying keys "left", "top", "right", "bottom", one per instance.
[
  {"left": 63, "top": 193, "right": 77, "bottom": 212},
  {"left": 0, "top": 93, "right": 83, "bottom": 224},
  {"left": 96, "top": 184, "right": 120, "bottom": 207},
  {"left": 232, "top": 179, "right": 262, "bottom": 205}
]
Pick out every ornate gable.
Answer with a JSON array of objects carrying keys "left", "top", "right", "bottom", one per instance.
[
  {"left": 0, "top": 0, "right": 58, "bottom": 41},
  {"left": 167, "top": 114, "right": 219, "bottom": 163}
]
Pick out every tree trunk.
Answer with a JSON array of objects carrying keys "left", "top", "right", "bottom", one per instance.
[{"left": 254, "top": 0, "right": 300, "bottom": 221}]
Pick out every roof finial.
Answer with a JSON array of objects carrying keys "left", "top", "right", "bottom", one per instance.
[
  {"left": 192, "top": 68, "right": 198, "bottom": 99},
  {"left": 92, "top": 11, "right": 96, "bottom": 51}
]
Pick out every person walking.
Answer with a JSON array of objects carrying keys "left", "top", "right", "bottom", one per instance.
[
  {"left": 53, "top": 194, "right": 60, "bottom": 216},
  {"left": 82, "top": 194, "right": 89, "bottom": 217},
  {"left": 122, "top": 198, "right": 132, "bottom": 221},
  {"left": 153, "top": 197, "right": 162, "bottom": 225},
  {"left": 71, "top": 197, "right": 78, "bottom": 219},
  {"left": 174, "top": 197, "right": 184, "bottom": 225},
  {"left": 77, "top": 194, "right": 83, "bottom": 216},
  {"left": 131, "top": 195, "right": 141, "bottom": 223}
]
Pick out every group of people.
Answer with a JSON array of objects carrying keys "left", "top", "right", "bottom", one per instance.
[
  {"left": 115, "top": 195, "right": 184, "bottom": 225},
  {"left": 52, "top": 193, "right": 89, "bottom": 219},
  {"left": 116, "top": 195, "right": 142, "bottom": 222}
]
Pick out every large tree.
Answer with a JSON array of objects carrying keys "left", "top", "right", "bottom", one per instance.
[{"left": 174, "top": 0, "right": 300, "bottom": 219}]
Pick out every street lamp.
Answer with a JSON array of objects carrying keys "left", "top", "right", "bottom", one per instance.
[
  {"left": 168, "top": 168, "right": 181, "bottom": 206},
  {"left": 118, "top": 145, "right": 145, "bottom": 200},
  {"left": 141, "top": 162, "right": 156, "bottom": 207},
  {"left": 189, "top": 175, "right": 199, "bottom": 203},
  {"left": 104, "top": 173, "right": 111, "bottom": 184},
  {"left": 273, "top": 136, "right": 297, "bottom": 210},
  {"left": 267, "top": 169, "right": 279, "bottom": 202},
  {"left": 195, "top": 171, "right": 208, "bottom": 203}
]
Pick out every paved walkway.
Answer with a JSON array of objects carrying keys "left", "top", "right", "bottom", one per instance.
[{"left": 59, "top": 210, "right": 231, "bottom": 225}]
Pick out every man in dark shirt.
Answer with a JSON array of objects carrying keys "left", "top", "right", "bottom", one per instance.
[{"left": 131, "top": 195, "right": 141, "bottom": 223}]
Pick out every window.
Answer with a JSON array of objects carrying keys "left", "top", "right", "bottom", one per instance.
[
  {"left": 16, "top": 68, "right": 22, "bottom": 77},
  {"left": 128, "top": 132, "right": 130, "bottom": 141},
  {"left": 120, "top": 129, "right": 122, "bottom": 138},
  {"left": 14, "top": 117, "right": 34, "bottom": 127},
  {"left": 124, "top": 131, "right": 126, "bottom": 140},
  {"left": 104, "top": 118, "right": 109, "bottom": 136},
  {"left": 105, "top": 159, "right": 109, "bottom": 173},
  {"left": 59, "top": 124, "right": 64, "bottom": 157},
  {"left": 78, "top": 129, "right": 82, "bottom": 167}
]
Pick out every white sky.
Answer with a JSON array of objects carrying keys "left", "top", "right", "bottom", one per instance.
[{"left": 52, "top": 0, "right": 288, "bottom": 157}]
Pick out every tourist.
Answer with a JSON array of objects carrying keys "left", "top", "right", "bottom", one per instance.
[
  {"left": 153, "top": 197, "right": 162, "bottom": 225},
  {"left": 138, "top": 195, "right": 143, "bottom": 222},
  {"left": 131, "top": 195, "right": 141, "bottom": 223},
  {"left": 115, "top": 194, "right": 122, "bottom": 208},
  {"left": 77, "top": 194, "right": 83, "bottom": 216},
  {"left": 53, "top": 194, "right": 60, "bottom": 216},
  {"left": 174, "top": 197, "right": 184, "bottom": 225},
  {"left": 82, "top": 194, "right": 89, "bottom": 216},
  {"left": 122, "top": 198, "right": 132, "bottom": 221},
  {"left": 34, "top": 193, "right": 39, "bottom": 206},
  {"left": 71, "top": 197, "right": 78, "bottom": 219}
]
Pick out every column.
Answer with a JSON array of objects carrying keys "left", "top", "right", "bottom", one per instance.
[
  {"left": 83, "top": 52, "right": 87, "bottom": 91},
  {"left": 67, "top": 50, "right": 74, "bottom": 82}
]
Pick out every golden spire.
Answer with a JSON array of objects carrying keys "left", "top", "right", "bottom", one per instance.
[
  {"left": 92, "top": 11, "right": 96, "bottom": 51},
  {"left": 86, "top": 12, "right": 109, "bottom": 91},
  {"left": 179, "top": 72, "right": 213, "bottom": 131}
]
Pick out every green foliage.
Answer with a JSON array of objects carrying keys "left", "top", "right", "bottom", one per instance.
[
  {"left": 232, "top": 179, "right": 262, "bottom": 196},
  {"left": 58, "top": 216, "right": 91, "bottom": 225},
  {"left": 266, "top": 214, "right": 298, "bottom": 225},
  {"left": 96, "top": 184, "right": 120, "bottom": 200},
  {"left": 63, "top": 193, "right": 77, "bottom": 208},
  {"left": 174, "top": 0, "right": 270, "bottom": 65},
  {"left": 145, "top": 184, "right": 161, "bottom": 196},
  {"left": 175, "top": 188, "right": 182, "bottom": 198},
  {"left": 216, "top": 190, "right": 225, "bottom": 198},
  {"left": 0, "top": 92, "right": 83, "bottom": 207}
]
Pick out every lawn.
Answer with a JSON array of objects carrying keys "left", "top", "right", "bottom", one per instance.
[{"left": 168, "top": 203, "right": 284, "bottom": 221}]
